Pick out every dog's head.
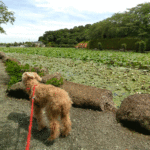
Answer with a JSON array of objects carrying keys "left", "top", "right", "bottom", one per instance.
[{"left": 22, "top": 72, "right": 42, "bottom": 84}]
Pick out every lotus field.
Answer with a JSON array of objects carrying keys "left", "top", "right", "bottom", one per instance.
[{"left": 0, "top": 47, "right": 150, "bottom": 108}]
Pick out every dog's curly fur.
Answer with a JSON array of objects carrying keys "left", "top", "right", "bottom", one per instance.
[{"left": 22, "top": 72, "right": 73, "bottom": 141}]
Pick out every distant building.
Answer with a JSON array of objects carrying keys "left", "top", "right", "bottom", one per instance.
[
  {"left": 32, "top": 41, "right": 45, "bottom": 47},
  {"left": 20, "top": 45, "right": 25, "bottom": 47}
]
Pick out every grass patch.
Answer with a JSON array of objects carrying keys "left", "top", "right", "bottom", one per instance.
[{"left": 46, "top": 77, "right": 64, "bottom": 87}]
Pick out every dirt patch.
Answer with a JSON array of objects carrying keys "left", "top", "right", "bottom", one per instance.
[{"left": 0, "top": 59, "right": 150, "bottom": 150}]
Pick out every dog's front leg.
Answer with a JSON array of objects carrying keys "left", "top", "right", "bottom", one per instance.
[{"left": 34, "top": 105, "right": 46, "bottom": 131}]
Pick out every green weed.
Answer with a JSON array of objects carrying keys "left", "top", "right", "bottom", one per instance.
[{"left": 46, "top": 77, "right": 64, "bottom": 87}]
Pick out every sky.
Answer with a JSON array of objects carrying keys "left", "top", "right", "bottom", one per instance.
[{"left": 0, "top": 0, "right": 149, "bottom": 43}]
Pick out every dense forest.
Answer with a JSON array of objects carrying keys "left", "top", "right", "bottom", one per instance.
[
  {"left": 38, "top": 24, "right": 91, "bottom": 47},
  {"left": 38, "top": 2, "right": 150, "bottom": 47}
]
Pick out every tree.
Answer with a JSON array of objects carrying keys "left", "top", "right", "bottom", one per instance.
[
  {"left": 0, "top": 1, "right": 15, "bottom": 34},
  {"left": 88, "top": 2, "right": 150, "bottom": 39},
  {"left": 38, "top": 36, "right": 43, "bottom": 41},
  {"left": 25, "top": 42, "right": 32, "bottom": 47},
  {"left": 85, "top": 24, "right": 91, "bottom": 29},
  {"left": 126, "top": 2, "right": 150, "bottom": 38},
  {"left": 47, "top": 34, "right": 54, "bottom": 41},
  {"left": 14, "top": 42, "right": 18, "bottom": 46},
  {"left": 56, "top": 38, "right": 61, "bottom": 44},
  {"left": 68, "top": 39, "right": 76, "bottom": 44}
]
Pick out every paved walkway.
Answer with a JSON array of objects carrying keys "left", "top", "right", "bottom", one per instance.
[{"left": 0, "top": 59, "right": 150, "bottom": 150}]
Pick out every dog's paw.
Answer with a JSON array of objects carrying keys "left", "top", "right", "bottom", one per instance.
[
  {"left": 44, "top": 139, "right": 54, "bottom": 146},
  {"left": 60, "top": 132, "right": 70, "bottom": 137},
  {"left": 47, "top": 136, "right": 55, "bottom": 142}
]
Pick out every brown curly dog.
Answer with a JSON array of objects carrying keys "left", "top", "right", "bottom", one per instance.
[{"left": 22, "top": 72, "right": 73, "bottom": 141}]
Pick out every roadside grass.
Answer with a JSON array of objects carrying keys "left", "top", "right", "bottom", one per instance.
[{"left": 0, "top": 47, "right": 150, "bottom": 108}]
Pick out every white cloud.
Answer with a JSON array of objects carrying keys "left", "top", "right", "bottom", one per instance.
[
  {"left": 41, "top": 20, "right": 85, "bottom": 26},
  {"left": 0, "top": 20, "right": 87, "bottom": 43},
  {"left": 33, "top": 0, "right": 149, "bottom": 13},
  {"left": 0, "top": 24, "right": 44, "bottom": 42}
]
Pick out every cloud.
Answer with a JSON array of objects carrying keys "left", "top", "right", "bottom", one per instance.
[
  {"left": 32, "top": 0, "right": 149, "bottom": 13},
  {"left": 0, "top": 20, "right": 87, "bottom": 43}
]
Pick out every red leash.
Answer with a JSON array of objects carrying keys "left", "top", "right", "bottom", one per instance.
[{"left": 25, "top": 85, "right": 37, "bottom": 150}]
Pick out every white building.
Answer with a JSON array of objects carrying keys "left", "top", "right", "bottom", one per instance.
[{"left": 32, "top": 41, "right": 45, "bottom": 47}]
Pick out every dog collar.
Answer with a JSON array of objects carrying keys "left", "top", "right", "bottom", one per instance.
[
  {"left": 26, "top": 85, "right": 37, "bottom": 91},
  {"left": 26, "top": 85, "right": 37, "bottom": 99}
]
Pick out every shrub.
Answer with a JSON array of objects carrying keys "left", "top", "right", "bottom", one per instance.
[
  {"left": 145, "top": 38, "right": 150, "bottom": 51},
  {"left": 139, "top": 40, "right": 146, "bottom": 53},
  {"left": 98, "top": 42, "right": 103, "bottom": 50},
  {"left": 135, "top": 41, "right": 140, "bottom": 52},
  {"left": 20, "top": 63, "right": 30, "bottom": 72},
  {"left": 38, "top": 72, "right": 45, "bottom": 77},
  {"left": 86, "top": 42, "right": 90, "bottom": 49},
  {"left": 135, "top": 41, "right": 146, "bottom": 53},
  {"left": 66, "top": 44, "right": 71, "bottom": 48},
  {"left": 46, "top": 77, "right": 64, "bottom": 87},
  {"left": 25, "top": 42, "right": 32, "bottom": 47},
  {"left": 51, "top": 42, "right": 56, "bottom": 47},
  {"left": 68, "top": 44, "right": 74, "bottom": 48},
  {"left": 7, "top": 76, "right": 21, "bottom": 90},
  {"left": 61, "top": 44, "right": 66, "bottom": 47},
  {"left": 5, "top": 60, "right": 22, "bottom": 77},
  {"left": 121, "top": 43, "right": 127, "bottom": 51},
  {"left": 6, "top": 44, "right": 10, "bottom": 47},
  {"left": 54, "top": 44, "right": 59, "bottom": 47},
  {"left": 46, "top": 42, "right": 52, "bottom": 47},
  {"left": 5, "top": 60, "right": 22, "bottom": 89},
  {"left": 32, "top": 43, "right": 36, "bottom": 47},
  {"left": 30, "top": 68, "right": 36, "bottom": 72}
]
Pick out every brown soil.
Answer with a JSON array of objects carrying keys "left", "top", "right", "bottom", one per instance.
[{"left": 0, "top": 59, "right": 150, "bottom": 150}]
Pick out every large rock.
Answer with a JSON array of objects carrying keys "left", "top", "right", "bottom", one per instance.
[
  {"left": 6, "top": 82, "right": 29, "bottom": 99},
  {"left": 0, "top": 51, "right": 6, "bottom": 59},
  {"left": 0, "top": 51, "right": 22, "bottom": 66},
  {"left": 59, "top": 80, "right": 117, "bottom": 113},
  {"left": 41, "top": 72, "right": 117, "bottom": 112},
  {"left": 116, "top": 94, "right": 150, "bottom": 132},
  {"left": 2, "top": 56, "right": 21, "bottom": 65}
]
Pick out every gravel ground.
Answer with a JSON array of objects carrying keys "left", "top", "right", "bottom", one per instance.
[{"left": 0, "top": 59, "right": 150, "bottom": 150}]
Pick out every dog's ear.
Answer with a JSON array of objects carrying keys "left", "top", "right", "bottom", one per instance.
[
  {"left": 23, "top": 72, "right": 27, "bottom": 76},
  {"left": 34, "top": 73, "right": 42, "bottom": 81},
  {"left": 22, "top": 72, "right": 27, "bottom": 78},
  {"left": 37, "top": 76, "right": 42, "bottom": 82},
  {"left": 26, "top": 72, "right": 34, "bottom": 79}
]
